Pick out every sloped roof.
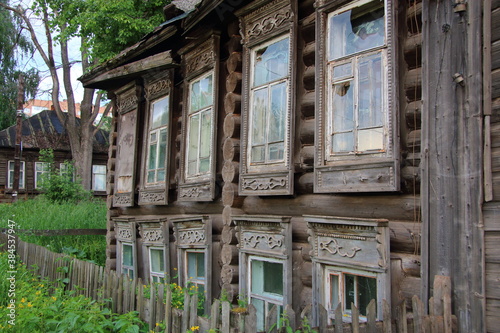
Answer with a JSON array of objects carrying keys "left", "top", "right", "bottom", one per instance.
[{"left": 0, "top": 110, "right": 109, "bottom": 153}]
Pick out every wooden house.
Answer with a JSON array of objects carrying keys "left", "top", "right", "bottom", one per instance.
[
  {"left": 79, "top": 0, "right": 499, "bottom": 331},
  {"left": 0, "top": 110, "right": 109, "bottom": 201}
]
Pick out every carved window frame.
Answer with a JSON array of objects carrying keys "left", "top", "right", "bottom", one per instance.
[
  {"left": 233, "top": 215, "right": 292, "bottom": 329},
  {"left": 314, "top": 0, "right": 400, "bottom": 193},
  {"left": 114, "top": 219, "right": 137, "bottom": 279},
  {"left": 7, "top": 160, "right": 25, "bottom": 189},
  {"left": 138, "top": 219, "right": 169, "bottom": 283},
  {"left": 178, "top": 34, "right": 220, "bottom": 201},
  {"left": 236, "top": 0, "right": 297, "bottom": 196},
  {"left": 113, "top": 82, "right": 142, "bottom": 207},
  {"left": 172, "top": 216, "right": 212, "bottom": 313},
  {"left": 138, "top": 71, "right": 174, "bottom": 205},
  {"left": 305, "top": 215, "right": 390, "bottom": 324}
]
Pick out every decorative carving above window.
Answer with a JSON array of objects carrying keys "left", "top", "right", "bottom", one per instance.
[
  {"left": 113, "top": 193, "right": 133, "bottom": 206},
  {"left": 139, "top": 191, "right": 167, "bottom": 205},
  {"left": 138, "top": 220, "right": 168, "bottom": 245},
  {"left": 117, "top": 93, "right": 138, "bottom": 115},
  {"left": 306, "top": 215, "right": 389, "bottom": 270},
  {"left": 114, "top": 219, "right": 136, "bottom": 242},
  {"left": 234, "top": 215, "right": 291, "bottom": 257},
  {"left": 172, "top": 216, "right": 211, "bottom": 247},
  {"left": 145, "top": 77, "right": 171, "bottom": 100},
  {"left": 240, "top": 174, "right": 288, "bottom": 192}
]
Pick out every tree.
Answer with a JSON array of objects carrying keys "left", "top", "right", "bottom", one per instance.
[
  {"left": 0, "top": 0, "right": 39, "bottom": 130},
  {"left": 0, "top": 0, "right": 165, "bottom": 189}
]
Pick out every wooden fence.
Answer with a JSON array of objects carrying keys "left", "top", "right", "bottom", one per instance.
[{"left": 0, "top": 234, "right": 456, "bottom": 332}]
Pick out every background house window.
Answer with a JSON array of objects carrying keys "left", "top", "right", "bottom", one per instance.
[
  {"left": 249, "top": 256, "right": 284, "bottom": 331},
  {"left": 325, "top": 266, "right": 377, "bottom": 321},
  {"left": 146, "top": 96, "right": 169, "bottom": 185},
  {"left": 149, "top": 247, "right": 165, "bottom": 283},
  {"left": 35, "top": 162, "right": 50, "bottom": 188},
  {"left": 122, "top": 243, "right": 135, "bottom": 279},
  {"left": 249, "top": 36, "right": 289, "bottom": 166},
  {"left": 186, "top": 73, "right": 213, "bottom": 178},
  {"left": 327, "top": 0, "right": 386, "bottom": 158},
  {"left": 185, "top": 250, "right": 205, "bottom": 294},
  {"left": 8, "top": 160, "right": 25, "bottom": 189},
  {"left": 92, "top": 165, "right": 106, "bottom": 191}
]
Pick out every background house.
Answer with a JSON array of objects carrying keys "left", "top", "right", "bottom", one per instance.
[
  {"left": 80, "top": 0, "right": 498, "bottom": 331},
  {"left": 0, "top": 110, "right": 109, "bottom": 201}
]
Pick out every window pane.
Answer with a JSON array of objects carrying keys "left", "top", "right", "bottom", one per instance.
[
  {"left": 123, "top": 244, "right": 133, "bottom": 266},
  {"left": 151, "top": 96, "right": 169, "bottom": 129},
  {"left": 251, "top": 260, "right": 264, "bottom": 294},
  {"left": 332, "top": 81, "right": 354, "bottom": 132},
  {"left": 187, "top": 252, "right": 205, "bottom": 279},
  {"left": 148, "top": 142, "right": 157, "bottom": 170},
  {"left": 332, "top": 132, "right": 354, "bottom": 153},
  {"left": 188, "top": 114, "right": 200, "bottom": 163},
  {"left": 268, "top": 143, "right": 284, "bottom": 161},
  {"left": 200, "top": 111, "right": 211, "bottom": 159},
  {"left": 158, "top": 129, "right": 168, "bottom": 169},
  {"left": 251, "top": 146, "right": 265, "bottom": 163},
  {"left": 191, "top": 74, "right": 213, "bottom": 112},
  {"left": 357, "top": 128, "right": 384, "bottom": 151},
  {"left": 263, "top": 261, "right": 283, "bottom": 295},
  {"left": 329, "top": 1, "right": 385, "bottom": 60},
  {"left": 147, "top": 171, "right": 155, "bottom": 183},
  {"left": 358, "top": 275, "right": 377, "bottom": 316},
  {"left": 251, "top": 298, "right": 265, "bottom": 331},
  {"left": 330, "top": 274, "right": 340, "bottom": 310},
  {"left": 191, "top": 80, "right": 201, "bottom": 111},
  {"left": 93, "top": 174, "right": 106, "bottom": 191},
  {"left": 358, "top": 53, "right": 383, "bottom": 128},
  {"left": 253, "top": 38, "right": 289, "bottom": 86},
  {"left": 252, "top": 88, "right": 268, "bottom": 146},
  {"left": 268, "top": 82, "right": 286, "bottom": 143},
  {"left": 150, "top": 248, "right": 164, "bottom": 273},
  {"left": 333, "top": 62, "right": 353, "bottom": 80},
  {"left": 345, "top": 274, "right": 355, "bottom": 311}
]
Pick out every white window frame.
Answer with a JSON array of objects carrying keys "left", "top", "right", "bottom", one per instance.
[
  {"left": 7, "top": 160, "right": 25, "bottom": 189},
  {"left": 185, "top": 71, "right": 215, "bottom": 180},
  {"left": 149, "top": 247, "right": 166, "bottom": 283},
  {"left": 92, "top": 164, "right": 106, "bottom": 191},
  {"left": 35, "top": 162, "right": 50, "bottom": 189},
  {"left": 247, "top": 35, "right": 290, "bottom": 171},
  {"left": 121, "top": 242, "right": 135, "bottom": 279},
  {"left": 324, "top": 265, "right": 378, "bottom": 323},
  {"left": 247, "top": 255, "right": 285, "bottom": 331},
  {"left": 145, "top": 95, "right": 170, "bottom": 187}
]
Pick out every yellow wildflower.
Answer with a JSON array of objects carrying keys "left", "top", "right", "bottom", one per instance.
[
  {"left": 36, "top": 291, "right": 41, "bottom": 296},
  {"left": 20, "top": 298, "right": 26, "bottom": 303},
  {"left": 52, "top": 296, "right": 57, "bottom": 301},
  {"left": 190, "top": 326, "right": 200, "bottom": 331},
  {"left": 27, "top": 302, "right": 32, "bottom": 308}
]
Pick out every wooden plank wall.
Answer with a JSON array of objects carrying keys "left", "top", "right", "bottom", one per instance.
[{"left": 485, "top": 0, "right": 500, "bottom": 331}]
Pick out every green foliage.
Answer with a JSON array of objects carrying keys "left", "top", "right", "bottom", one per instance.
[
  {"left": 0, "top": 252, "right": 148, "bottom": 332},
  {"left": 0, "top": 195, "right": 107, "bottom": 265},
  {"left": 38, "top": 149, "right": 92, "bottom": 203},
  {"left": 0, "top": 0, "right": 39, "bottom": 130},
  {"left": 269, "top": 311, "right": 318, "bottom": 333}
]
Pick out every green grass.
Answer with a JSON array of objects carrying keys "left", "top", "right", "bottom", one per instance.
[{"left": 0, "top": 197, "right": 107, "bottom": 266}]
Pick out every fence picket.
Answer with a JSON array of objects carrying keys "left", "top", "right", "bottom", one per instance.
[
  {"left": 221, "top": 301, "right": 231, "bottom": 333},
  {"left": 383, "top": 299, "right": 392, "bottom": 333},
  {"left": 266, "top": 304, "right": 278, "bottom": 333},
  {"left": 246, "top": 303, "right": 257, "bottom": 333},
  {"left": 351, "top": 303, "right": 360, "bottom": 333},
  {"left": 181, "top": 289, "right": 190, "bottom": 332},
  {"left": 209, "top": 299, "right": 220, "bottom": 330},
  {"left": 189, "top": 292, "right": 198, "bottom": 329},
  {"left": 367, "top": 299, "right": 377, "bottom": 333},
  {"left": 164, "top": 287, "right": 172, "bottom": 333},
  {"left": 334, "top": 302, "right": 343, "bottom": 333}
]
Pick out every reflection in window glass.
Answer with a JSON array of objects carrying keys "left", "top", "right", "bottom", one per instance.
[
  {"left": 8, "top": 161, "right": 25, "bottom": 189},
  {"left": 150, "top": 248, "right": 165, "bottom": 283},
  {"left": 92, "top": 165, "right": 106, "bottom": 191},
  {"left": 147, "top": 96, "right": 169, "bottom": 185},
  {"left": 122, "top": 243, "right": 134, "bottom": 279},
  {"left": 250, "top": 37, "right": 289, "bottom": 165}
]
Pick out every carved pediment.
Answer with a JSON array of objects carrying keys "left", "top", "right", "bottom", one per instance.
[{"left": 172, "top": 216, "right": 211, "bottom": 247}]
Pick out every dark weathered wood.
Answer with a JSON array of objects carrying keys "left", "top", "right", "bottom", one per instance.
[
  {"left": 220, "top": 243, "right": 238, "bottom": 265},
  {"left": 220, "top": 264, "right": 238, "bottom": 284},
  {"left": 222, "top": 183, "right": 243, "bottom": 207},
  {"left": 334, "top": 303, "right": 343, "bottom": 333},
  {"left": 222, "top": 161, "right": 239, "bottom": 183},
  {"left": 223, "top": 113, "right": 241, "bottom": 139},
  {"left": 303, "top": 65, "right": 315, "bottom": 91},
  {"left": 300, "top": 118, "right": 315, "bottom": 145},
  {"left": 226, "top": 72, "right": 242, "bottom": 93},
  {"left": 224, "top": 92, "right": 241, "bottom": 115},
  {"left": 301, "top": 90, "right": 315, "bottom": 118},
  {"left": 303, "top": 41, "right": 315, "bottom": 67},
  {"left": 226, "top": 52, "right": 242, "bottom": 73},
  {"left": 366, "top": 299, "right": 377, "bottom": 333},
  {"left": 222, "top": 137, "right": 240, "bottom": 161},
  {"left": 221, "top": 301, "right": 231, "bottom": 333},
  {"left": 246, "top": 303, "right": 257, "bottom": 333}
]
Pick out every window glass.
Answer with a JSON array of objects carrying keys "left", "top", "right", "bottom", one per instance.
[
  {"left": 147, "top": 96, "right": 169, "bottom": 185},
  {"left": 329, "top": 1, "right": 385, "bottom": 60},
  {"left": 190, "top": 75, "right": 213, "bottom": 112},
  {"left": 187, "top": 251, "right": 205, "bottom": 280},
  {"left": 253, "top": 38, "right": 289, "bottom": 87},
  {"left": 35, "top": 162, "right": 50, "bottom": 188},
  {"left": 8, "top": 161, "right": 25, "bottom": 189},
  {"left": 151, "top": 97, "right": 170, "bottom": 129},
  {"left": 92, "top": 165, "right": 106, "bottom": 191},
  {"left": 150, "top": 248, "right": 165, "bottom": 273},
  {"left": 123, "top": 244, "right": 133, "bottom": 266}
]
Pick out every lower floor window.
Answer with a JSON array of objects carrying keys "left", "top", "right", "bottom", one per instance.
[
  {"left": 149, "top": 247, "right": 165, "bottom": 283},
  {"left": 122, "top": 243, "right": 134, "bottom": 279},
  {"left": 325, "top": 266, "right": 377, "bottom": 322},
  {"left": 185, "top": 250, "right": 205, "bottom": 294},
  {"left": 249, "top": 256, "right": 284, "bottom": 331},
  {"left": 8, "top": 160, "right": 25, "bottom": 189}
]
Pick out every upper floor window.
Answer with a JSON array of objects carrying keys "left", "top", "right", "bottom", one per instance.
[
  {"left": 315, "top": 0, "right": 399, "bottom": 193},
  {"left": 179, "top": 34, "right": 219, "bottom": 201},
  {"left": 146, "top": 96, "right": 169, "bottom": 185},
  {"left": 92, "top": 164, "right": 106, "bottom": 191},
  {"left": 35, "top": 162, "right": 50, "bottom": 188},
  {"left": 236, "top": 0, "right": 297, "bottom": 196},
  {"left": 186, "top": 72, "right": 213, "bottom": 178},
  {"left": 8, "top": 160, "right": 25, "bottom": 189},
  {"left": 249, "top": 36, "right": 289, "bottom": 166}
]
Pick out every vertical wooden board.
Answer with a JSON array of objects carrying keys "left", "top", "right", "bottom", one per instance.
[
  {"left": 149, "top": 283, "right": 156, "bottom": 331},
  {"left": 246, "top": 303, "right": 257, "bottom": 333},
  {"left": 181, "top": 290, "right": 190, "bottom": 333},
  {"left": 318, "top": 304, "right": 328, "bottom": 333},
  {"left": 221, "top": 301, "right": 231, "bottom": 333},
  {"left": 432, "top": 276, "right": 451, "bottom": 316},
  {"left": 266, "top": 304, "right": 278, "bottom": 333},
  {"left": 334, "top": 302, "right": 343, "bottom": 333},
  {"left": 486, "top": 298, "right": 500, "bottom": 333},
  {"left": 366, "top": 300, "right": 377, "bottom": 333},
  {"left": 117, "top": 275, "right": 124, "bottom": 314},
  {"left": 351, "top": 303, "right": 360, "bottom": 333},
  {"left": 383, "top": 299, "right": 392, "bottom": 333},
  {"left": 210, "top": 299, "right": 220, "bottom": 329},
  {"left": 284, "top": 304, "right": 296, "bottom": 331},
  {"left": 164, "top": 288, "right": 172, "bottom": 333},
  {"left": 189, "top": 292, "right": 198, "bottom": 328}
]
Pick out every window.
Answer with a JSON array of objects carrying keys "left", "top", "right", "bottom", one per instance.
[
  {"left": 236, "top": 0, "right": 297, "bottom": 196},
  {"left": 185, "top": 250, "right": 205, "bottom": 294},
  {"left": 138, "top": 74, "right": 173, "bottom": 206},
  {"left": 172, "top": 216, "right": 212, "bottom": 314},
  {"left": 35, "top": 162, "right": 50, "bottom": 189},
  {"left": 249, "top": 256, "right": 284, "bottom": 331},
  {"left": 179, "top": 35, "right": 219, "bottom": 201},
  {"left": 315, "top": 0, "right": 399, "bottom": 192},
  {"left": 146, "top": 96, "right": 169, "bottom": 185},
  {"left": 59, "top": 163, "right": 74, "bottom": 180},
  {"left": 92, "top": 165, "right": 106, "bottom": 191},
  {"left": 249, "top": 36, "right": 289, "bottom": 166},
  {"left": 306, "top": 215, "right": 390, "bottom": 324},
  {"left": 186, "top": 73, "right": 213, "bottom": 179},
  {"left": 325, "top": 266, "right": 377, "bottom": 322},
  {"left": 122, "top": 243, "right": 135, "bottom": 279},
  {"left": 234, "top": 215, "right": 292, "bottom": 331},
  {"left": 7, "top": 160, "right": 25, "bottom": 189},
  {"left": 149, "top": 247, "right": 165, "bottom": 283}
]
